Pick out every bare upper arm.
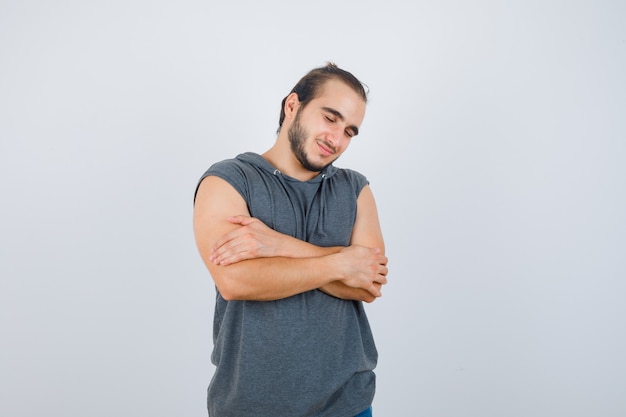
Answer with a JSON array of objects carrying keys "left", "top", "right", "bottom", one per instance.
[
  {"left": 350, "top": 185, "right": 385, "bottom": 254},
  {"left": 193, "top": 175, "right": 251, "bottom": 278}
]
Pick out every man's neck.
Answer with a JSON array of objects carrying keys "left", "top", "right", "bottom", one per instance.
[{"left": 262, "top": 146, "right": 320, "bottom": 182}]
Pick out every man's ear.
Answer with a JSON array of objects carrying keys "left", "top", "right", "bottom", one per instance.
[{"left": 283, "top": 92, "right": 301, "bottom": 120}]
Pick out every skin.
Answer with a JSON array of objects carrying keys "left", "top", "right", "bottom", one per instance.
[{"left": 193, "top": 78, "right": 388, "bottom": 302}]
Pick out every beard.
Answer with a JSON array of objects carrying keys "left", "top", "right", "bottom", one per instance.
[{"left": 288, "top": 110, "right": 335, "bottom": 173}]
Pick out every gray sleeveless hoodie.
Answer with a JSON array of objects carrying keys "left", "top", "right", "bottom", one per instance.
[{"left": 198, "top": 152, "right": 377, "bottom": 417}]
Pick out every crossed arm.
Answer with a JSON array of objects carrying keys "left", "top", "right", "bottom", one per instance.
[{"left": 193, "top": 176, "right": 388, "bottom": 302}]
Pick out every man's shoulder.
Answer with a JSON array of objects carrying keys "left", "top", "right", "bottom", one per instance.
[
  {"left": 207, "top": 156, "right": 245, "bottom": 173},
  {"left": 209, "top": 152, "right": 253, "bottom": 168},
  {"left": 194, "top": 153, "right": 264, "bottom": 202},
  {"left": 204, "top": 152, "right": 266, "bottom": 177},
  {"left": 328, "top": 166, "right": 368, "bottom": 186}
]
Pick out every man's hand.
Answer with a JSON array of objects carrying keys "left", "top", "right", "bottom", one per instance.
[
  {"left": 210, "top": 215, "right": 286, "bottom": 265},
  {"left": 333, "top": 245, "right": 388, "bottom": 298}
]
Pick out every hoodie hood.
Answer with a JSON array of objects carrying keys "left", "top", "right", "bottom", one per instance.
[{"left": 235, "top": 152, "right": 339, "bottom": 183}]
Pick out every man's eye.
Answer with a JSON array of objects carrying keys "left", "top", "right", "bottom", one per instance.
[{"left": 325, "top": 115, "right": 335, "bottom": 123}]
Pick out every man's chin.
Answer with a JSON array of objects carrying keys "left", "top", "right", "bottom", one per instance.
[
  {"left": 297, "top": 151, "right": 337, "bottom": 173},
  {"left": 307, "top": 159, "right": 335, "bottom": 173},
  {"left": 301, "top": 160, "right": 328, "bottom": 173}
]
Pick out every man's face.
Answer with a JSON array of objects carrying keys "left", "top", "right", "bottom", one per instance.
[{"left": 287, "top": 79, "right": 366, "bottom": 173}]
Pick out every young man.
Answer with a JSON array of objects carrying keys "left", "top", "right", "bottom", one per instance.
[{"left": 193, "top": 63, "right": 388, "bottom": 417}]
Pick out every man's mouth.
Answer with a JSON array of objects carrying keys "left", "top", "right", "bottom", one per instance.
[{"left": 317, "top": 140, "right": 336, "bottom": 156}]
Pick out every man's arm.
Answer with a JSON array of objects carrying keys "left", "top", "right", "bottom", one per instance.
[
  {"left": 208, "top": 215, "right": 343, "bottom": 266},
  {"left": 205, "top": 184, "right": 387, "bottom": 303},
  {"left": 319, "top": 185, "right": 387, "bottom": 302},
  {"left": 193, "top": 176, "right": 387, "bottom": 301}
]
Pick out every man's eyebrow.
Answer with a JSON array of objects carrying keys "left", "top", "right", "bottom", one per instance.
[{"left": 322, "top": 106, "right": 359, "bottom": 136}]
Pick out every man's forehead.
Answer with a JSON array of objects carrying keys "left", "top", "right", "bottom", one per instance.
[
  {"left": 316, "top": 78, "right": 364, "bottom": 101},
  {"left": 318, "top": 80, "right": 365, "bottom": 119}
]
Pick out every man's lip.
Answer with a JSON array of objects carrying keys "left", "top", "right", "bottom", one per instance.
[{"left": 317, "top": 141, "right": 335, "bottom": 156}]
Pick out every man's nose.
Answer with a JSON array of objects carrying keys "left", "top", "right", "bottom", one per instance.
[{"left": 325, "top": 127, "right": 342, "bottom": 146}]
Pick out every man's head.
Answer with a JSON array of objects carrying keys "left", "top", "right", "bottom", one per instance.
[
  {"left": 281, "top": 73, "right": 367, "bottom": 173},
  {"left": 277, "top": 63, "right": 368, "bottom": 133}
]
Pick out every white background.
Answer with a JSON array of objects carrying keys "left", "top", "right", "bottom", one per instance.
[{"left": 1, "top": 1, "right": 625, "bottom": 416}]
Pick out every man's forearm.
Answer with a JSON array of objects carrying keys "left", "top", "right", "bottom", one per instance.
[
  {"left": 267, "top": 242, "right": 382, "bottom": 302},
  {"left": 318, "top": 281, "right": 379, "bottom": 303},
  {"left": 209, "top": 245, "right": 386, "bottom": 302},
  {"left": 210, "top": 253, "right": 341, "bottom": 301},
  {"left": 222, "top": 239, "right": 379, "bottom": 302},
  {"left": 207, "top": 215, "right": 385, "bottom": 302}
]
